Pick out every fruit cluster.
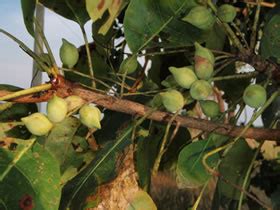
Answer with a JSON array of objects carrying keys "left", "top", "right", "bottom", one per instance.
[{"left": 21, "top": 95, "right": 102, "bottom": 136}]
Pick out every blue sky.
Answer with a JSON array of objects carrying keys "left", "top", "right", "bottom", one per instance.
[{"left": 0, "top": 0, "right": 91, "bottom": 88}]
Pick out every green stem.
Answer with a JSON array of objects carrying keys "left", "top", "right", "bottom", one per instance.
[
  {"left": 210, "top": 72, "right": 258, "bottom": 82},
  {"left": 0, "top": 83, "right": 52, "bottom": 101},
  {"left": 250, "top": 0, "right": 262, "bottom": 50}
]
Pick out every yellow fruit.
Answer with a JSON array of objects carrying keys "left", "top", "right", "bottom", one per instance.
[
  {"left": 182, "top": 6, "right": 216, "bottom": 30},
  {"left": 194, "top": 57, "right": 214, "bottom": 80},
  {"left": 200, "top": 100, "right": 220, "bottom": 118},
  {"left": 119, "top": 56, "right": 138, "bottom": 74},
  {"left": 21, "top": 113, "right": 53, "bottom": 136},
  {"left": 65, "top": 95, "right": 85, "bottom": 113},
  {"left": 243, "top": 84, "right": 267, "bottom": 108},
  {"left": 79, "top": 104, "right": 102, "bottom": 129},
  {"left": 160, "top": 89, "right": 185, "bottom": 112},
  {"left": 217, "top": 4, "right": 237, "bottom": 23},
  {"left": 59, "top": 38, "right": 79, "bottom": 68},
  {"left": 194, "top": 42, "right": 215, "bottom": 65},
  {"left": 190, "top": 80, "right": 213, "bottom": 100},
  {"left": 47, "top": 95, "right": 68, "bottom": 123},
  {"left": 169, "top": 66, "right": 198, "bottom": 89}
]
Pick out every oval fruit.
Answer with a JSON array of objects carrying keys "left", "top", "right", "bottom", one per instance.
[
  {"left": 243, "top": 84, "right": 267, "bottom": 108},
  {"left": 160, "top": 89, "right": 185, "bottom": 112},
  {"left": 65, "top": 95, "right": 85, "bottom": 113},
  {"left": 190, "top": 80, "right": 213, "bottom": 100},
  {"left": 194, "top": 42, "right": 215, "bottom": 65},
  {"left": 79, "top": 104, "right": 102, "bottom": 129},
  {"left": 200, "top": 100, "right": 220, "bottom": 118},
  {"left": 21, "top": 113, "right": 53, "bottom": 136},
  {"left": 47, "top": 95, "right": 68, "bottom": 123},
  {"left": 119, "top": 56, "right": 138, "bottom": 74},
  {"left": 194, "top": 57, "right": 214, "bottom": 80},
  {"left": 182, "top": 6, "right": 216, "bottom": 30},
  {"left": 217, "top": 4, "right": 237, "bottom": 23},
  {"left": 59, "top": 38, "right": 79, "bottom": 68},
  {"left": 169, "top": 66, "right": 198, "bottom": 89}
]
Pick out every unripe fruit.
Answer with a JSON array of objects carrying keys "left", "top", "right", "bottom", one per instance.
[
  {"left": 200, "top": 100, "right": 220, "bottom": 118},
  {"left": 182, "top": 6, "right": 216, "bottom": 30},
  {"left": 243, "top": 84, "right": 267, "bottom": 108},
  {"left": 151, "top": 94, "right": 162, "bottom": 108},
  {"left": 21, "top": 113, "right": 53, "bottom": 136},
  {"left": 119, "top": 56, "right": 138, "bottom": 74},
  {"left": 194, "top": 57, "right": 214, "bottom": 80},
  {"left": 59, "top": 38, "right": 79, "bottom": 68},
  {"left": 217, "top": 4, "right": 237, "bottom": 23},
  {"left": 169, "top": 66, "right": 198, "bottom": 89},
  {"left": 65, "top": 95, "right": 85, "bottom": 113},
  {"left": 194, "top": 42, "right": 215, "bottom": 65},
  {"left": 160, "top": 90, "right": 185, "bottom": 112},
  {"left": 190, "top": 80, "right": 213, "bottom": 100},
  {"left": 47, "top": 95, "right": 68, "bottom": 123},
  {"left": 79, "top": 104, "right": 102, "bottom": 129}
]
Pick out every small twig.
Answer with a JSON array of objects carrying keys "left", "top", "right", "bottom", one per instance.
[
  {"left": 211, "top": 72, "right": 258, "bottom": 82},
  {"left": 250, "top": 0, "right": 262, "bottom": 50}
]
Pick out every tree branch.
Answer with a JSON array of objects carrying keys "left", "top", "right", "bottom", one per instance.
[{"left": 1, "top": 77, "right": 279, "bottom": 141}]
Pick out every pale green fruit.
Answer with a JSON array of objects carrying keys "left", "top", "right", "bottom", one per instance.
[
  {"left": 79, "top": 104, "right": 102, "bottom": 129},
  {"left": 126, "top": 190, "right": 157, "bottom": 210},
  {"left": 59, "top": 38, "right": 79, "bottom": 68},
  {"left": 194, "top": 57, "right": 214, "bottom": 80},
  {"left": 65, "top": 95, "right": 85, "bottom": 113},
  {"left": 169, "top": 66, "right": 198, "bottom": 89},
  {"left": 194, "top": 42, "right": 215, "bottom": 65},
  {"left": 119, "top": 56, "right": 138, "bottom": 74},
  {"left": 21, "top": 113, "right": 53, "bottom": 136},
  {"left": 190, "top": 80, "right": 213, "bottom": 100},
  {"left": 243, "top": 84, "right": 267, "bottom": 108},
  {"left": 217, "top": 4, "right": 237, "bottom": 23},
  {"left": 160, "top": 90, "right": 185, "bottom": 112},
  {"left": 182, "top": 6, "right": 216, "bottom": 30},
  {"left": 47, "top": 95, "right": 68, "bottom": 123},
  {"left": 200, "top": 100, "right": 220, "bottom": 118}
]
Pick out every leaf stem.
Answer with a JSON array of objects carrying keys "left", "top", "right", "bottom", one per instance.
[
  {"left": 0, "top": 83, "right": 52, "bottom": 101},
  {"left": 210, "top": 72, "right": 258, "bottom": 82}
]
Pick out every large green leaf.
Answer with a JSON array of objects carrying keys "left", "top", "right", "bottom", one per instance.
[
  {"left": 45, "top": 117, "right": 81, "bottom": 172},
  {"left": 21, "top": 0, "right": 36, "bottom": 37},
  {"left": 0, "top": 138, "right": 61, "bottom": 210},
  {"left": 60, "top": 124, "right": 134, "bottom": 209},
  {"left": 176, "top": 139, "right": 219, "bottom": 188},
  {"left": 261, "top": 14, "right": 280, "bottom": 61},
  {"left": 124, "top": 0, "right": 204, "bottom": 53},
  {"left": 39, "top": 0, "right": 90, "bottom": 25},
  {"left": 218, "top": 139, "right": 255, "bottom": 200}
]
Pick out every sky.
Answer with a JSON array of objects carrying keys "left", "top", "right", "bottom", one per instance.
[{"left": 0, "top": 0, "right": 92, "bottom": 88}]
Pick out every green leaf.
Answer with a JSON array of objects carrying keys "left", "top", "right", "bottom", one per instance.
[
  {"left": 261, "top": 14, "right": 280, "bottom": 60},
  {"left": 0, "top": 138, "right": 61, "bottom": 210},
  {"left": 45, "top": 117, "right": 81, "bottom": 172},
  {"left": 205, "top": 23, "right": 226, "bottom": 51},
  {"left": 60, "top": 124, "right": 134, "bottom": 209},
  {"left": 218, "top": 139, "right": 255, "bottom": 200},
  {"left": 39, "top": 0, "right": 90, "bottom": 25},
  {"left": 126, "top": 190, "right": 157, "bottom": 210},
  {"left": 176, "top": 139, "right": 219, "bottom": 188},
  {"left": 0, "top": 122, "right": 24, "bottom": 138},
  {"left": 21, "top": 0, "right": 36, "bottom": 37},
  {"left": 124, "top": 0, "right": 203, "bottom": 53}
]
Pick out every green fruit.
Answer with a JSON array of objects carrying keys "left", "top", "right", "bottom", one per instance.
[
  {"left": 194, "top": 42, "right": 215, "bottom": 65},
  {"left": 182, "top": 6, "right": 216, "bottom": 30},
  {"left": 126, "top": 190, "right": 157, "bottom": 210},
  {"left": 65, "top": 95, "right": 85, "bottom": 113},
  {"left": 194, "top": 57, "right": 214, "bottom": 80},
  {"left": 161, "top": 75, "right": 178, "bottom": 88},
  {"left": 190, "top": 80, "right": 213, "bottom": 100},
  {"left": 119, "top": 56, "right": 138, "bottom": 74},
  {"left": 59, "top": 38, "right": 79, "bottom": 68},
  {"left": 160, "top": 90, "right": 185, "bottom": 112},
  {"left": 79, "top": 104, "right": 102, "bottom": 129},
  {"left": 151, "top": 94, "right": 162, "bottom": 108},
  {"left": 200, "top": 100, "right": 220, "bottom": 118},
  {"left": 243, "top": 84, "right": 267, "bottom": 108},
  {"left": 217, "top": 4, "right": 237, "bottom": 23},
  {"left": 21, "top": 113, "right": 53, "bottom": 136},
  {"left": 47, "top": 95, "right": 68, "bottom": 123},
  {"left": 169, "top": 66, "right": 198, "bottom": 89}
]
